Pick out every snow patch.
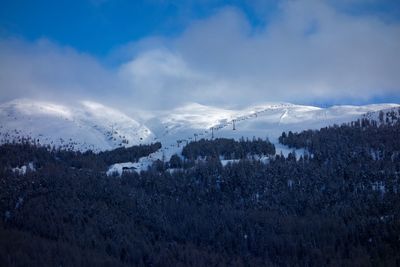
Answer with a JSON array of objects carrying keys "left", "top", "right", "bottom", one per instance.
[
  {"left": 220, "top": 159, "right": 240, "bottom": 166},
  {"left": 12, "top": 162, "right": 35, "bottom": 175},
  {"left": 106, "top": 162, "right": 137, "bottom": 177}
]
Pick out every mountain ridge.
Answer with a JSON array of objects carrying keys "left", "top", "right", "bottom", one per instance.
[
  {"left": 0, "top": 98, "right": 399, "bottom": 153},
  {"left": 0, "top": 98, "right": 154, "bottom": 152}
]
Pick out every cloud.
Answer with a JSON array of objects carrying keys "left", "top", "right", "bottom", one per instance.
[
  {"left": 117, "top": 0, "right": 400, "bottom": 107},
  {"left": 0, "top": 0, "right": 399, "bottom": 111},
  {"left": 165, "top": 1, "right": 400, "bottom": 104},
  {"left": 119, "top": 50, "right": 206, "bottom": 106},
  {"left": 0, "top": 38, "right": 114, "bottom": 103}
]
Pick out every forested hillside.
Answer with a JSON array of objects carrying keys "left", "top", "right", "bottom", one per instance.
[
  {"left": 1, "top": 119, "right": 400, "bottom": 266},
  {"left": 0, "top": 141, "right": 161, "bottom": 172},
  {"left": 182, "top": 137, "right": 275, "bottom": 160}
]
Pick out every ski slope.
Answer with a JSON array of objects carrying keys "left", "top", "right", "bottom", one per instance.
[
  {"left": 0, "top": 98, "right": 398, "bottom": 172},
  {"left": 129, "top": 102, "right": 400, "bottom": 172}
]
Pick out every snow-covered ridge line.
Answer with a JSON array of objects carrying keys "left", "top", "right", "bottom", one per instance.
[
  {"left": 0, "top": 98, "right": 398, "bottom": 155},
  {"left": 124, "top": 102, "right": 400, "bottom": 173},
  {"left": 0, "top": 98, "right": 154, "bottom": 152}
]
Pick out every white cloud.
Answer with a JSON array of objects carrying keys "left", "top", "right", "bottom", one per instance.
[
  {"left": 0, "top": 0, "right": 399, "bottom": 111},
  {"left": 0, "top": 38, "right": 114, "bottom": 103},
  {"left": 119, "top": 50, "right": 203, "bottom": 105},
  {"left": 118, "top": 0, "right": 400, "bottom": 107}
]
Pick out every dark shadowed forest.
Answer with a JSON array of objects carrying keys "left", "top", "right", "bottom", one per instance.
[{"left": 1, "top": 116, "right": 400, "bottom": 266}]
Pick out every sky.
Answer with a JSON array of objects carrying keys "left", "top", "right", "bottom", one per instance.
[{"left": 0, "top": 0, "right": 399, "bottom": 111}]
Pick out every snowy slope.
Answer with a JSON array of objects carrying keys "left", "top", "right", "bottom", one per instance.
[
  {"left": 147, "top": 102, "right": 399, "bottom": 145},
  {"left": 0, "top": 98, "right": 398, "bottom": 168},
  {"left": 0, "top": 99, "right": 154, "bottom": 151},
  {"left": 362, "top": 106, "right": 400, "bottom": 125},
  {"left": 138, "top": 102, "right": 400, "bottom": 169}
]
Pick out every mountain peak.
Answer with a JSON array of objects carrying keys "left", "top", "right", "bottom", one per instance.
[
  {"left": 0, "top": 98, "right": 154, "bottom": 151},
  {"left": 1, "top": 98, "right": 399, "bottom": 152}
]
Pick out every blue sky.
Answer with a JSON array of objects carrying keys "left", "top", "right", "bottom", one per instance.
[
  {"left": 1, "top": 0, "right": 398, "bottom": 56},
  {"left": 0, "top": 0, "right": 399, "bottom": 109},
  {"left": 0, "top": 0, "right": 279, "bottom": 55}
]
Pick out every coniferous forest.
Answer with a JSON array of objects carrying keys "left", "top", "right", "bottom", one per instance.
[{"left": 1, "top": 118, "right": 400, "bottom": 266}]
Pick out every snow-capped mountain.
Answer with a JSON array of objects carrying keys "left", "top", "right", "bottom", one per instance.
[
  {"left": 149, "top": 102, "right": 400, "bottom": 145},
  {"left": 0, "top": 99, "right": 399, "bottom": 157},
  {"left": 0, "top": 99, "right": 154, "bottom": 151},
  {"left": 120, "top": 102, "right": 399, "bottom": 172}
]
